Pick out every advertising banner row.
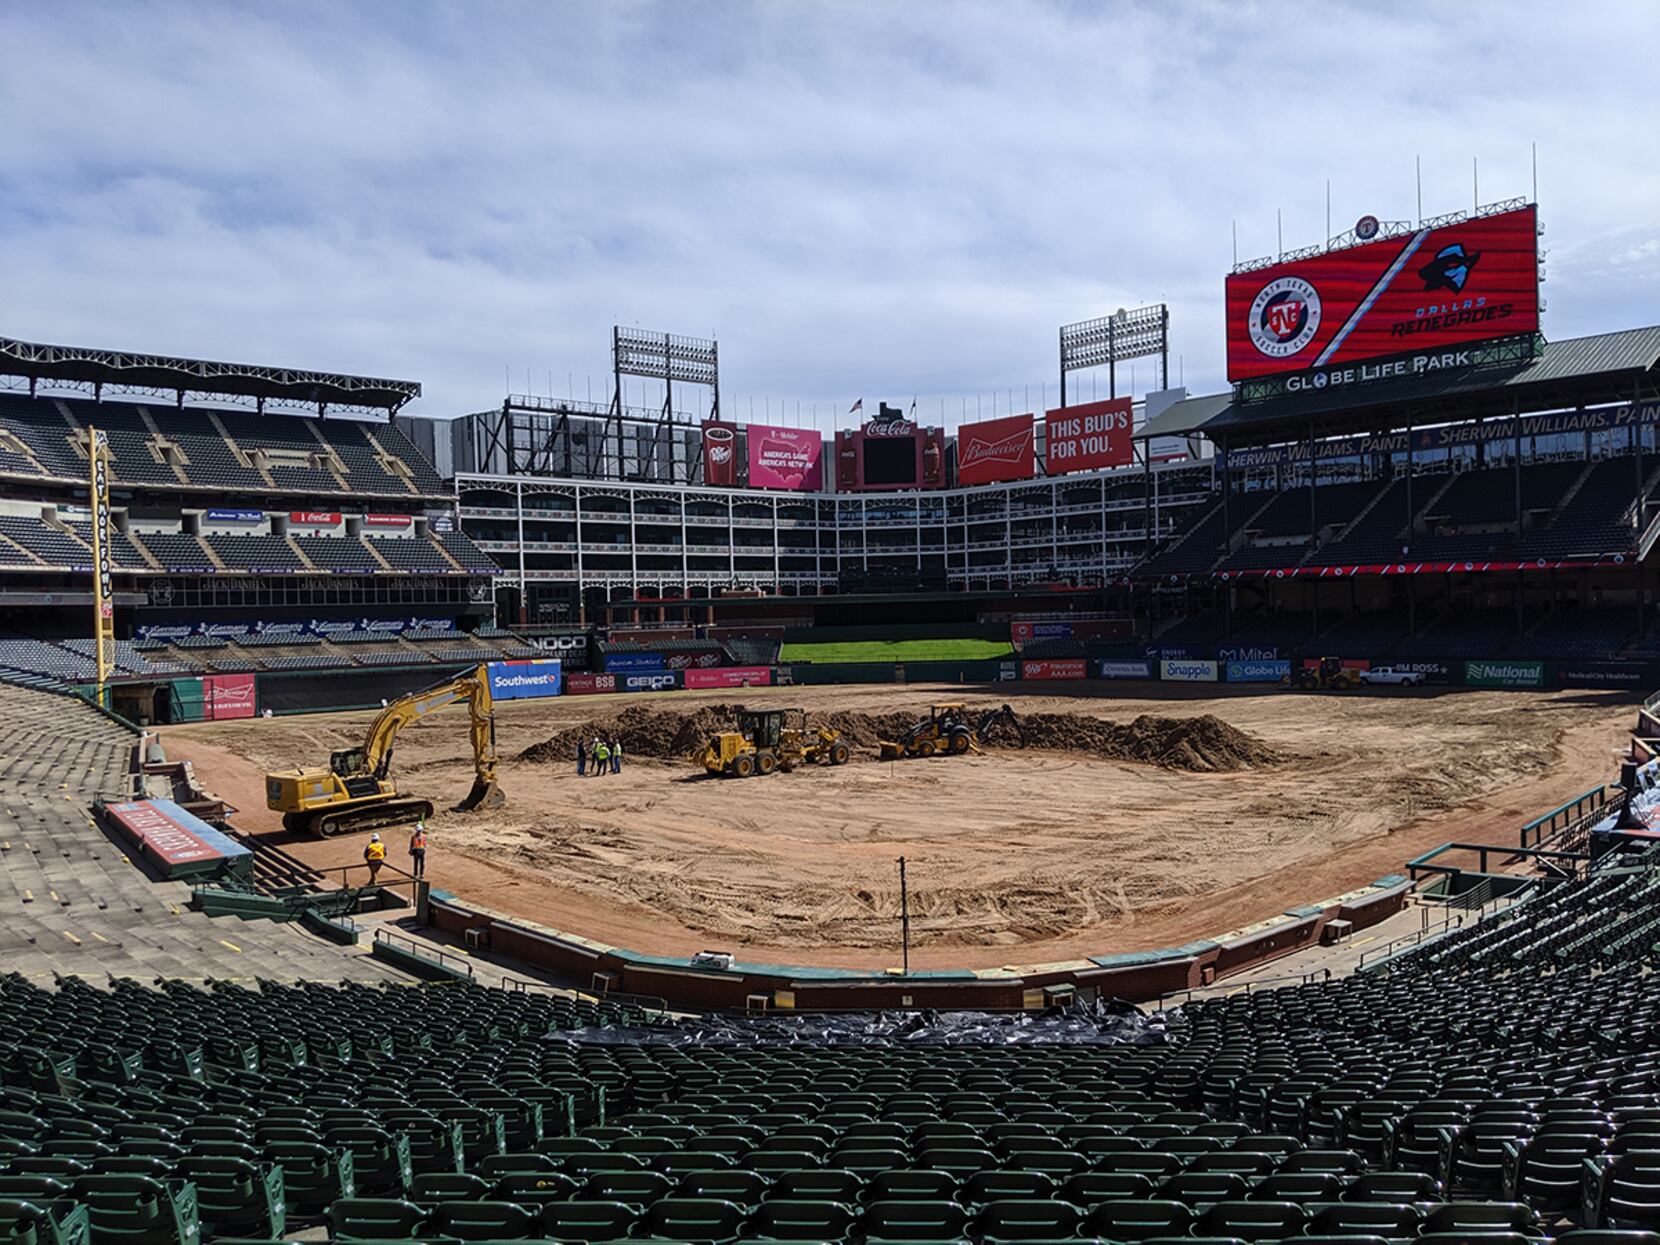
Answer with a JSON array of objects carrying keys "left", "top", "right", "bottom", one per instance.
[
  {"left": 1010, "top": 619, "right": 1131, "bottom": 648},
  {"left": 1223, "top": 399, "right": 1660, "bottom": 470},
  {"left": 603, "top": 650, "right": 727, "bottom": 672},
  {"left": 952, "top": 399, "right": 1138, "bottom": 486},
  {"left": 565, "top": 666, "right": 773, "bottom": 695},
  {"left": 137, "top": 617, "right": 457, "bottom": 641}
]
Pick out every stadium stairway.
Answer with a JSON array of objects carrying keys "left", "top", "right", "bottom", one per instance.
[{"left": 0, "top": 680, "right": 399, "bottom": 985}]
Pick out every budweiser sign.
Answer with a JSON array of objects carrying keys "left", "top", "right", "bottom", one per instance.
[{"left": 956, "top": 413, "right": 1034, "bottom": 485}]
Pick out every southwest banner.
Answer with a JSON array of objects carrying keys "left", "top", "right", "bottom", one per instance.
[
  {"left": 956, "top": 414, "right": 1035, "bottom": 486},
  {"left": 746, "top": 424, "right": 823, "bottom": 491},
  {"left": 1043, "top": 398, "right": 1133, "bottom": 473},
  {"left": 1225, "top": 205, "right": 1539, "bottom": 381}
]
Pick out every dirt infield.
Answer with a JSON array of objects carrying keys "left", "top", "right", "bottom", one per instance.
[{"left": 162, "top": 682, "right": 1634, "bottom": 970}]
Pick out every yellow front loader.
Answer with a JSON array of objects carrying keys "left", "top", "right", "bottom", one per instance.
[{"left": 699, "top": 707, "right": 850, "bottom": 777}]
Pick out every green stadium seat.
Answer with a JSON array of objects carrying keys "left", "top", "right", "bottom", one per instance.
[
  {"left": 866, "top": 1172, "right": 958, "bottom": 1202},
  {"left": 262, "top": 1140, "right": 354, "bottom": 1215},
  {"left": 747, "top": 1198, "right": 859, "bottom": 1242},
  {"left": 1082, "top": 1199, "right": 1193, "bottom": 1241},
  {"left": 0, "top": 1199, "right": 90, "bottom": 1245},
  {"left": 71, "top": 1174, "right": 200, "bottom": 1245},
  {"left": 428, "top": 1199, "right": 540, "bottom": 1241},
  {"left": 674, "top": 1169, "right": 772, "bottom": 1206},
  {"left": 326, "top": 1197, "right": 428, "bottom": 1241},
  {"left": 410, "top": 1172, "right": 494, "bottom": 1205},
  {"left": 324, "top": 1129, "right": 413, "bottom": 1198},
  {"left": 639, "top": 1196, "right": 749, "bottom": 1243},
  {"left": 538, "top": 1200, "right": 640, "bottom": 1243},
  {"left": 975, "top": 1198, "right": 1082, "bottom": 1242},
  {"left": 862, "top": 1199, "right": 971, "bottom": 1244},
  {"left": 483, "top": 1170, "right": 575, "bottom": 1204},
  {"left": 174, "top": 1157, "right": 285, "bottom": 1240},
  {"left": 580, "top": 1170, "right": 675, "bottom": 1208}
]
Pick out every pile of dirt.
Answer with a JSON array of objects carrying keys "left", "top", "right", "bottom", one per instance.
[
  {"left": 1016, "top": 712, "right": 1284, "bottom": 772},
  {"left": 515, "top": 702, "right": 745, "bottom": 763},
  {"left": 516, "top": 704, "right": 1281, "bottom": 772}
]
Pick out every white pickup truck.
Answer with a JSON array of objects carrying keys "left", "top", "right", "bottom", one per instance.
[{"left": 1357, "top": 666, "right": 1426, "bottom": 687}]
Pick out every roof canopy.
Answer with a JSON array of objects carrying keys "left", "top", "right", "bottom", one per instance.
[
  {"left": 1139, "top": 326, "right": 1660, "bottom": 448},
  {"left": 0, "top": 336, "right": 421, "bottom": 415}
]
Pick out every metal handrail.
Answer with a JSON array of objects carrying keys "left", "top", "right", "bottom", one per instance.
[
  {"left": 1358, "top": 912, "right": 1466, "bottom": 969},
  {"left": 1153, "top": 968, "right": 1333, "bottom": 1010},
  {"left": 320, "top": 859, "right": 420, "bottom": 908},
  {"left": 499, "top": 972, "right": 671, "bottom": 1020},
  {"left": 373, "top": 927, "right": 475, "bottom": 979}
]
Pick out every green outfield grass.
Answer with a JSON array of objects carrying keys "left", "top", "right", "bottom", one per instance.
[{"left": 779, "top": 638, "right": 1015, "bottom": 663}]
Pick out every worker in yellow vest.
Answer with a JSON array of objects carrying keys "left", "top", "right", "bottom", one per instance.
[
  {"left": 409, "top": 821, "right": 428, "bottom": 879},
  {"left": 364, "top": 832, "right": 386, "bottom": 883}
]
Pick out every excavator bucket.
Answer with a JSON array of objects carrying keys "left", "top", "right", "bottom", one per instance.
[
  {"left": 878, "top": 740, "right": 906, "bottom": 761},
  {"left": 454, "top": 777, "right": 505, "bottom": 812}
]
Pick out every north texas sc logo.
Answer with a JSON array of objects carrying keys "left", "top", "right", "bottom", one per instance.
[{"left": 1248, "top": 276, "right": 1322, "bottom": 358}]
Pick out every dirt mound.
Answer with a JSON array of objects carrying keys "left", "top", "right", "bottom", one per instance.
[
  {"left": 517, "top": 704, "right": 1281, "bottom": 772},
  {"left": 1016, "top": 712, "right": 1284, "bottom": 771},
  {"left": 515, "top": 702, "right": 745, "bottom": 762}
]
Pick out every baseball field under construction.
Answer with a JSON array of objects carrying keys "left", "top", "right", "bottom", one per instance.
[{"left": 162, "top": 683, "right": 1631, "bottom": 971}]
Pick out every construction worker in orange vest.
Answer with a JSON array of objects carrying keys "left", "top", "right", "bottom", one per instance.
[
  {"left": 409, "top": 820, "right": 428, "bottom": 879},
  {"left": 364, "top": 832, "right": 386, "bottom": 884}
]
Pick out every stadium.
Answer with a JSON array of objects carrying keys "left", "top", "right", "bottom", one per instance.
[{"left": 6, "top": 2, "right": 1660, "bottom": 1238}]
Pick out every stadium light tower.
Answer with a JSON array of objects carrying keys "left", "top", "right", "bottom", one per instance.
[
  {"left": 1058, "top": 304, "right": 1168, "bottom": 406},
  {"left": 610, "top": 327, "right": 720, "bottom": 482}
]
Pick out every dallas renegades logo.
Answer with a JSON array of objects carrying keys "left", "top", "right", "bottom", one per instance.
[
  {"left": 960, "top": 429, "right": 1032, "bottom": 467},
  {"left": 1248, "top": 276, "right": 1322, "bottom": 359}
]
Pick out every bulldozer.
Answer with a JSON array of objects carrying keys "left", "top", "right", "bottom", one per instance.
[
  {"left": 1293, "top": 656, "right": 1360, "bottom": 691},
  {"left": 878, "top": 703, "right": 1024, "bottom": 760},
  {"left": 699, "top": 707, "right": 851, "bottom": 778},
  {"left": 264, "top": 664, "right": 504, "bottom": 836}
]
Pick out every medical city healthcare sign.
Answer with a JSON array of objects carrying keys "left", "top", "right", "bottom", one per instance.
[{"left": 486, "top": 659, "right": 562, "bottom": 700}]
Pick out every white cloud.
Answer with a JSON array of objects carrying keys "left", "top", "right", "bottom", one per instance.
[{"left": 1, "top": 0, "right": 1655, "bottom": 426}]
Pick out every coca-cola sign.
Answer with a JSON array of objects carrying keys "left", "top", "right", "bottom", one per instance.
[
  {"left": 865, "top": 419, "right": 917, "bottom": 437},
  {"left": 289, "top": 511, "right": 341, "bottom": 527},
  {"left": 956, "top": 414, "right": 1034, "bottom": 485}
]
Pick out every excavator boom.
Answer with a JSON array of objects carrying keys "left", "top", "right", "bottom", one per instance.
[{"left": 266, "top": 663, "right": 505, "bottom": 836}]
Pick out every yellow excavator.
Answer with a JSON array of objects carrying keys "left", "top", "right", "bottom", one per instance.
[{"left": 264, "top": 664, "right": 504, "bottom": 837}]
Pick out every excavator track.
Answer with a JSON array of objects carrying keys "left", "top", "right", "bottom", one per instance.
[{"left": 306, "top": 798, "right": 435, "bottom": 838}]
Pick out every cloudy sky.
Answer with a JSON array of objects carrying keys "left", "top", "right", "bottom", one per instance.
[{"left": 2, "top": 1, "right": 1655, "bottom": 429}]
